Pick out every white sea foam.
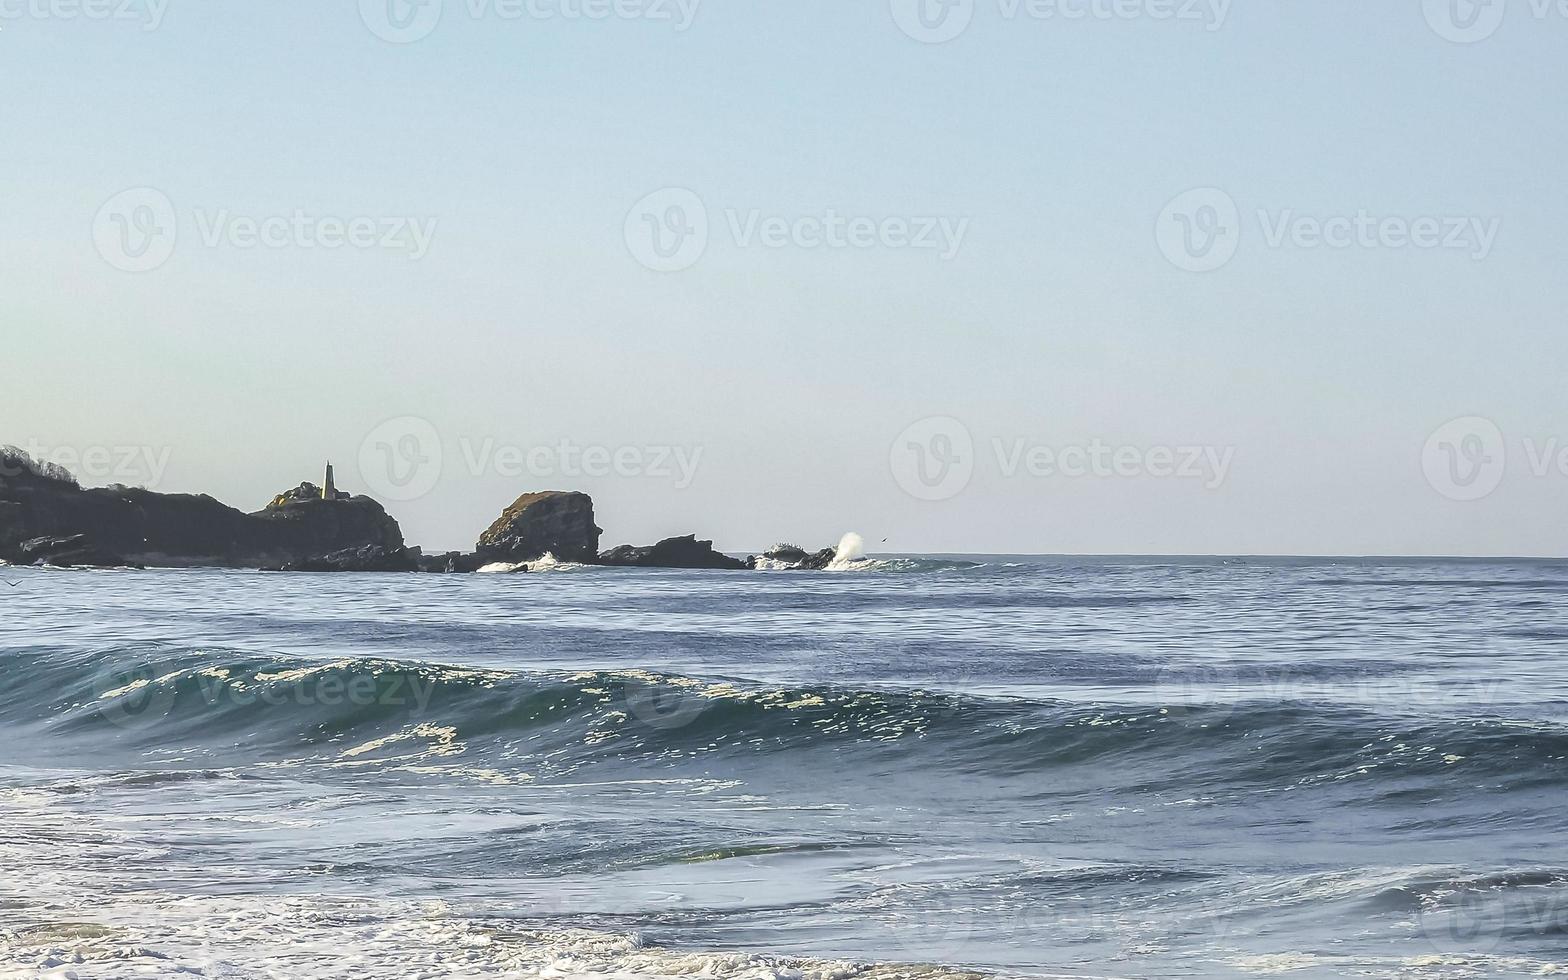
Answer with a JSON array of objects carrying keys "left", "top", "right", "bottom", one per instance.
[
  {"left": 524, "top": 553, "right": 593, "bottom": 573},
  {"left": 0, "top": 887, "right": 980, "bottom": 980},
  {"left": 750, "top": 556, "right": 798, "bottom": 571},
  {"left": 477, "top": 553, "right": 592, "bottom": 574},
  {"left": 476, "top": 561, "right": 528, "bottom": 574},
  {"left": 827, "top": 532, "right": 867, "bottom": 570}
]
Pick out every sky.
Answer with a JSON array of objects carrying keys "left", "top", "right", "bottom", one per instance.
[{"left": 2, "top": 0, "right": 1565, "bottom": 556}]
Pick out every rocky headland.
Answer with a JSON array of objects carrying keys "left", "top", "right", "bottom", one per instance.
[{"left": 0, "top": 447, "right": 843, "bottom": 574}]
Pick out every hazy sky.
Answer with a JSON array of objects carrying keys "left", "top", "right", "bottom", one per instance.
[{"left": 3, "top": 1, "right": 1565, "bottom": 555}]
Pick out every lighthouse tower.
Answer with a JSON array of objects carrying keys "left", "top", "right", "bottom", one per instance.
[{"left": 322, "top": 462, "right": 338, "bottom": 500}]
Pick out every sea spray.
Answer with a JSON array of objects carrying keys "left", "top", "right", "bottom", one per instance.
[{"left": 828, "top": 532, "right": 866, "bottom": 570}]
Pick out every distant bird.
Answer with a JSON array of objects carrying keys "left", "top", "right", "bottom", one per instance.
[{"left": 3, "top": 580, "right": 19, "bottom": 588}]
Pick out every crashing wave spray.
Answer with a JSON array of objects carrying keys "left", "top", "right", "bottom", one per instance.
[{"left": 827, "top": 532, "right": 867, "bottom": 570}]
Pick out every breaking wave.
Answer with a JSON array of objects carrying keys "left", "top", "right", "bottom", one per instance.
[{"left": 5, "top": 648, "right": 1566, "bottom": 795}]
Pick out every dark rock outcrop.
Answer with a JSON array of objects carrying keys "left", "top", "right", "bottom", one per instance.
[
  {"left": 791, "top": 548, "right": 838, "bottom": 570},
  {"left": 251, "top": 492, "right": 406, "bottom": 562},
  {"left": 0, "top": 447, "right": 407, "bottom": 569},
  {"left": 417, "top": 551, "right": 487, "bottom": 574},
  {"left": 476, "top": 491, "right": 601, "bottom": 564},
  {"left": 2, "top": 445, "right": 837, "bottom": 577},
  {"left": 597, "top": 534, "right": 749, "bottom": 570},
  {"left": 764, "top": 543, "right": 810, "bottom": 564},
  {"left": 760, "top": 542, "right": 836, "bottom": 570},
  {"left": 275, "top": 544, "right": 419, "bottom": 573},
  {"left": 12, "top": 534, "right": 141, "bottom": 569}
]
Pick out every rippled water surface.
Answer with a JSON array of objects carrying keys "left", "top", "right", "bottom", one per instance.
[{"left": 2, "top": 557, "right": 1567, "bottom": 978}]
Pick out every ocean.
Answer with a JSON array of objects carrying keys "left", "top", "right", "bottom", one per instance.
[{"left": 1, "top": 556, "right": 1565, "bottom": 978}]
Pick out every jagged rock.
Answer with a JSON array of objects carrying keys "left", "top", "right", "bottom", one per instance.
[
  {"left": 764, "top": 543, "right": 809, "bottom": 563},
  {"left": 476, "top": 491, "right": 601, "bottom": 564},
  {"left": 756, "top": 542, "right": 836, "bottom": 570},
  {"left": 0, "top": 448, "right": 408, "bottom": 568},
  {"left": 417, "top": 551, "right": 486, "bottom": 574},
  {"left": 597, "top": 534, "right": 748, "bottom": 570},
  {"left": 792, "top": 548, "right": 838, "bottom": 570},
  {"left": 250, "top": 492, "right": 406, "bottom": 562},
  {"left": 275, "top": 544, "right": 419, "bottom": 573},
  {"left": 13, "top": 534, "right": 140, "bottom": 569},
  {"left": 268, "top": 482, "right": 349, "bottom": 508}
]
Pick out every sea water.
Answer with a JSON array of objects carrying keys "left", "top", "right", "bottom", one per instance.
[{"left": 1, "top": 556, "right": 1566, "bottom": 978}]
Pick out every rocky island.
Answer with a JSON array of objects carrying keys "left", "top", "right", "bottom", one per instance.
[{"left": 0, "top": 448, "right": 845, "bottom": 574}]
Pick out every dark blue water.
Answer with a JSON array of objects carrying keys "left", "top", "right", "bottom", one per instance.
[{"left": 2, "top": 557, "right": 1566, "bottom": 978}]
